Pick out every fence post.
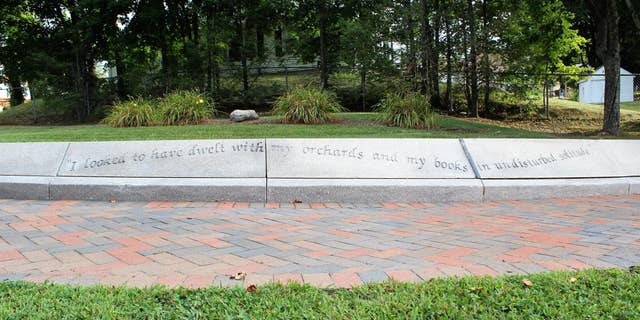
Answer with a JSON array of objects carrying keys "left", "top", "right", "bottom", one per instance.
[{"left": 284, "top": 66, "right": 289, "bottom": 92}]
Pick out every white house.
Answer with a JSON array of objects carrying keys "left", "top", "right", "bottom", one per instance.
[{"left": 578, "top": 66, "right": 634, "bottom": 104}]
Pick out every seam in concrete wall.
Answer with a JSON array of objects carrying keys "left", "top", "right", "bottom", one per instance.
[
  {"left": 264, "top": 138, "right": 269, "bottom": 202},
  {"left": 458, "top": 139, "right": 480, "bottom": 179},
  {"left": 54, "top": 143, "right": 71, "bottom": 177}
]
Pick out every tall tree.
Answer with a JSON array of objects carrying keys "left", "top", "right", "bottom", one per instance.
[
  {"left": 466, "top": 0, "right": 479, "bottom": 118},
  {"left": 587, "top": 0, "right": 620, "bottom": 135},
  {"left": 290, "top": 0, "right": 354, "bottom": 90},
  {"left": 480, "top": 0, "right": 490, "bottom": 110},
  {"left": 0, "top": 0, "right": 33, "bottom": 105},
  {"left": 338, "top": 0, "right": 394, "bottom": 110},
  {"left": 25, "top": 0, "right": 128, "bottom": 119},
  {"left": 444, "top": 1, "right": 453, "bottom": 112}
]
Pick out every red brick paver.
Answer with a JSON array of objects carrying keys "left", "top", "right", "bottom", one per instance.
[{"left": 0, "top": 195, "right": 639, "bottom": 288}]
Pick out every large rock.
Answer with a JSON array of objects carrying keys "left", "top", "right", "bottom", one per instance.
[{"left": 230, "top": 109, "right": 259, "bottom": 122}]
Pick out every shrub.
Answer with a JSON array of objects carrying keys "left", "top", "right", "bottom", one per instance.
[
  {"left": 0, "top": 97, "right": 82, "bottom": 125},
  {"left": 272, "top": 87, "right": 344, "bottom": 124},
  {"left": 102, "top": 97, "right": 155, "bottom": 127},
  {"left": 376, "top": 93, "right": 439, "bottom": 129},
  {"left": 157, "top": 90, "right": 214, "bottom": 125}
]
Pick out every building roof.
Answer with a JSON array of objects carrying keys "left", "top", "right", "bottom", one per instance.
[{"left": 578, "top": 66, "right": 632, "bottom": 84}]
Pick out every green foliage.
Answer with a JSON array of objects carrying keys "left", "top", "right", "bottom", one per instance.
[
  {"left": 157, "top": 91, "right": 215, "bottom": 126},
  {"left": 489, "top": 90, "right": 538, "bottom": 119},
  {"left": 272, "top": 87, "right": 344, "bottom": 124},
  {"left": 0, "top": 269, "right": 639, "bottom": 319},
  {"left": 0, "top": 98, "right": 77, "bottom": 125},
  {"left": 102, "top": 98, "right": 156, "bottom": 128},
  {"left": 376, "top": 93, "right": 440, "bottom": 129}
]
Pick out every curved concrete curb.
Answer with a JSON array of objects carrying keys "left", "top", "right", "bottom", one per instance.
[{"left": 1, "top": 139, "right": 638, "bottom": 202}]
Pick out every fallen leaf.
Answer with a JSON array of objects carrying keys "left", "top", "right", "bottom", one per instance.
[
  {"left": 570, "top": 277, "right": 577, "bottom": 283},
  {"left": 247, "top": 284, "right": 257, "bottom": 293},
  {"left": 230, "top": 272, "right": 246, "bottom": 280},
  {"left": 522, "top": 278, "right": 533, "bottom": 287}
]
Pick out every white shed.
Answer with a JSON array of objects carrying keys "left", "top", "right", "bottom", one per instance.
[{"left": 578, "top": 66, "right": 634, "bottom": 104}]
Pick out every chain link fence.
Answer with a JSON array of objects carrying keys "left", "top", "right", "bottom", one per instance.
[{"left": 207, "top": 66, "right": 640, "bottom": 110}]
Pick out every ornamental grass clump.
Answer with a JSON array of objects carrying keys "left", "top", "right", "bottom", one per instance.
[
  {"left": 103, "top": 97, "right": 155, "bottom": 128},
  {"left": 158, "top": 90, "right": 215, "bottom": 126},
  {"left": 376, "top": 93, "right": 440, "bottom": 129},
  {"left": 272, "top": 87, "right": 344, "bottom": 124}
]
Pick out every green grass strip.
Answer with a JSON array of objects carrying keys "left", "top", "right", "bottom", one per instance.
[
  {"left": 0, "top": 113, "right": 553, "bottom": 142},
  {"left": 1, "top": 269, "right": 639, "bottom": 319}
]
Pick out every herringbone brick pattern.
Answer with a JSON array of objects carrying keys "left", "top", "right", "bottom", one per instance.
[{"left": 1, "top": 195, "right": 639, "bottom": 288}]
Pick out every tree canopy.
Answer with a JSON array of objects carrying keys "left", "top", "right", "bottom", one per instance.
[{"left": 0, "top": 0, "right": 637, "bottom": 133}]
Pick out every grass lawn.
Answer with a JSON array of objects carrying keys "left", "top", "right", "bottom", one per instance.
[
  {"left": 0, "top": 113, "right": 554, "bottom": 142},
  {"left": 549, "top": 98, "right": 640, "bottom": 114},
  {"left": 0, "top": 269, "right": 638, "bottom": 319},
  {"left": 622, "top": 100, "right": 640, "bottom": 112}
]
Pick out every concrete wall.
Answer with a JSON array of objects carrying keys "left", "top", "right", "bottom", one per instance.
[{"left": 1, "top": 139, "right": 638, "bottom": 202}]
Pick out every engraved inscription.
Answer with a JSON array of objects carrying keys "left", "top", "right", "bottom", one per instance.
[
  {"left": 269, "top": 141, "right": 471, "bottom": 176},
  {"left": 66, "top": 140, "right": 263, "bottom": 172},
  {"left": 476, "top": 147, "right": 592, "bottom": 172}
]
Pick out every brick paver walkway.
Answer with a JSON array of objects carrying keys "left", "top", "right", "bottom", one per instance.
[{"left": 1, "top": 195, "right": 639, "bottom": 288}]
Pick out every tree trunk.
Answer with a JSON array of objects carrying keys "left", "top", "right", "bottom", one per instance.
[
  {"left": 623, "top": 0, "right": 640, "bottom": 29},
  {"left": 589, "top": 0, "right": 620, "bottom": 135},
  {"left": 481, "top": 0, "right": 490, "bottom": 112},
  {"left": 602, "top": 56, "right": 620, "bottom": 134},
  {"left": 319, "top": 3, "right": 329, "bottom": 90},
  {"left": 445, "top": 10, "right": 453, "bottom": 113},
  {"left": 361, "top": 65, "right": 366, "bottom": 112},
  {"left": 430, "top": 0, "right": 441, "bottom": 109},
  {"left": 240, "top": 18, "right": 249, "bottom": 93},
  {"left": 160, "top": 44, "right": 174, "bottom": 93},
  {"left": 467, "top": 0, "right": 479, "bottom": 118},
  {"left": 462, "top": 19, "right": 471, "bottom": 108},
  {"left": 205, "top": 8, "right": 218, "bottom": 94},
  {"left": 115, "top": 51, "right": 127, "bottom": 100},
  {"left": 81, "top": 54, "right": 97, "bottom": 119},
  {"left": 420, "top": 0, "right": 432, "bottom": 95},
  {"left": 406, "top": 0, "right": 417, "bottom": 90},
  {"left": 8, "top": 76, "right": 24, "bottom": 106}
]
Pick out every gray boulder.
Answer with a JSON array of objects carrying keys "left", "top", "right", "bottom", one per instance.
[{"left": 230, "top": 109, "right": 259, "bottom": 122}]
